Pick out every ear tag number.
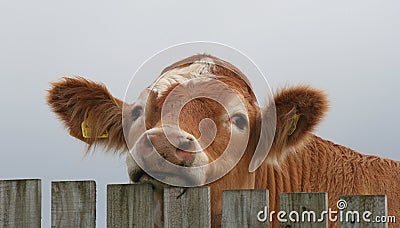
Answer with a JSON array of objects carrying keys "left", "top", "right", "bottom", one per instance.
[{"left": 81, "top": 121, "right": 109, "bottom": 138}]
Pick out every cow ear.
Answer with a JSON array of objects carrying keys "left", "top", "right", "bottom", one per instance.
[
  {"left": 268, "top": 86, "right": 328, "bottom": 163},
  {"left": 47, "top": 77, "right": 126, "bottom": 153}
]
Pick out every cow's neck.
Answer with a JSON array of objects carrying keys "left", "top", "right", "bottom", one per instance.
[
  {"left": 256, "top": 135, "right": 345, "bottom": 226},
  {"left": 260, "top": 134, "right": 400, "bottom": 227}
]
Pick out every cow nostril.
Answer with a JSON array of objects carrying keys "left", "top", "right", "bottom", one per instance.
[
  {"left": 176, "top": 138, "right": 196, "bottom": 162},
  {"left": 178, "top": 140, "right": 192, "bottom": 151},
  {"left": 136, "top": 134, "right": 155, "bottom": 158},
  {"left": 140, "top": 135, "right": 153, "bottom": 150},
  {"left": 143, "top": 135, "right": 153, "bottom": 149}
]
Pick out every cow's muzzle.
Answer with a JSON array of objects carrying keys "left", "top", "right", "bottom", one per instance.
[{"left": 129, "top": 126, "right": 210, "bottom": 186}]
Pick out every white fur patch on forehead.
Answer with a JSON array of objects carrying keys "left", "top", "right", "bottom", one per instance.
[{"left": 150, "top": 57, "right": 216, "bottom": 97}]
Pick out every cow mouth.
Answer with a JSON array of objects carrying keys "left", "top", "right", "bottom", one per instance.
[
  {"left": 131, "top": 172, "right": 165, "bottom": 190},
  {"left": 131, "top": 167, "right": 204, "bottom": 188},
  {"left": 131, "top": 169, "right": 146, "bottom": 182},
  {"left": 132, "top": 169, "right": 178, "bottom": 181},
  {"left": 131, "top": 169, "right": 175, "bottom": 188}
]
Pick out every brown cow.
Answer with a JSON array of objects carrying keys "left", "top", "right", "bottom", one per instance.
[{"left": 47, "top": 54, "right": 400, "bottom": 227}]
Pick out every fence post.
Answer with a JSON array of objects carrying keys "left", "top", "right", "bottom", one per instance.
[
  {"left": 0, "top": 179, "right": 41, "bottom": 228},
  {"left": 339, "top": 195, "right": 388, "bottom": 228},
  {"left": 51, "top": 180, "right": 96, "bottom": 228},
  {"left": 107, "top": 183, "right": 153, "bottom": 228},
  {"left": 164, "top": 187, "right": 210, "bottom": 228},
  {"left": 280, "top": 192, "right": 328, "bottom": 228},
  {"left": 221, "top": 189, "right": 269, "bottom": 228}
]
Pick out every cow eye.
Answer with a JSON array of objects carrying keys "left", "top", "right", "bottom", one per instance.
[
  {"left": 131, "top": 106, "right": 143, "bottom": 121},
  {"left": 231, "top": 114, "right": 248, "bottom": 130}
]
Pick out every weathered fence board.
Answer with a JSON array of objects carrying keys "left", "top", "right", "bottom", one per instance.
[
  {"left": 340, "top": 195, "right": 388, "bottom": 228},
  {"left": 51, "top": 180, "right": 96, "bottom": 228},
  {"left": 280, "top": 192, "right": 328, "bottom": 228},
  {"left": 0, "top": 179, "right": 394, "bottom": 228},
  {"left": 164, "top": 187, "right": 210, "bottom": 228},
  {"left": 107, "top": 183, "right": 153, "bottom": 228},
  {"left": 222, "top": 189, "right": 269, "bottom": 228},
  {"left": 0, "top": 179, "right": 41, "bottom": 228}
]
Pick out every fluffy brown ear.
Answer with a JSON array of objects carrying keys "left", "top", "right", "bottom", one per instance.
[
  {"left": 267, "top": 86, "right": 329, "bottom": 164},
  {"left": 47, "top": 77, "right": 126, "bottom": 153}
]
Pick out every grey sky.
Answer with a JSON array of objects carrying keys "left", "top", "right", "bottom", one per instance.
[{"left": 0, "top": 0, "right": 399, "bottom": 227}]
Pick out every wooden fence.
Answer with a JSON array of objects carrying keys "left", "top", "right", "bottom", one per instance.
[{"left": 0, "top": 179, "right": 392, "bottom": 228}]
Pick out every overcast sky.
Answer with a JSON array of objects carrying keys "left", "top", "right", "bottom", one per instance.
[{"left": 1, "top": 1, "right": 399, "bottom": 227}]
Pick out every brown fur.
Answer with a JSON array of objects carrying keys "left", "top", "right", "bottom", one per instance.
[
  {"left": 47, "top": 55, "right": 400, "bottom": 228},
  {"left": 268, "top": 86, "right": 329, "bottom": 164},
  {"left": 47, "top": 77, "right": 126, "bottom": 152},
  {"left": 256, "top": 135, "right": 400, "bottom": 227}
]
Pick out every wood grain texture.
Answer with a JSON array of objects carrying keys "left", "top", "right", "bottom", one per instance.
[
  {"left": 0, "top": 178, "right": 393, "bottom": 228},
  {"left": 51, "top": 180, "right": 96, "bottom": 228},
  {"left": 340, "top": 195, "right": 388, "bottom": 228},
  {"left": 222, "top": 189, "right": 269, "bottom": 228},
  {"left": 280, "top": 192, "right": 328, "bottom": 228},
  {"left": 107, "top": 183, "right": 153, "bottom": 228},
  {"left": 164, "top": 187, "right": 210, "bottom": 228},
  {"left": 0, "top": 179, "right": 41, "bottom": 228}
]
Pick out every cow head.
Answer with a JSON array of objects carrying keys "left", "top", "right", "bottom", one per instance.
[{"left": 47, "top": 54, "right": 328, "bottom": 225}]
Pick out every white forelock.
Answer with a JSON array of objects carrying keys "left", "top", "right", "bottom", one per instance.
[{"left": 150, "top": 57, "right": 216, "bottom": 97}]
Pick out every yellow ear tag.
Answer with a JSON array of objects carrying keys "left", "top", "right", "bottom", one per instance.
[
  {"left": 81, "top": 121, "right": 109, "bottom": 139},
  {"left": 288, "top": 114, "right": 300, "bottom": 136}
]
